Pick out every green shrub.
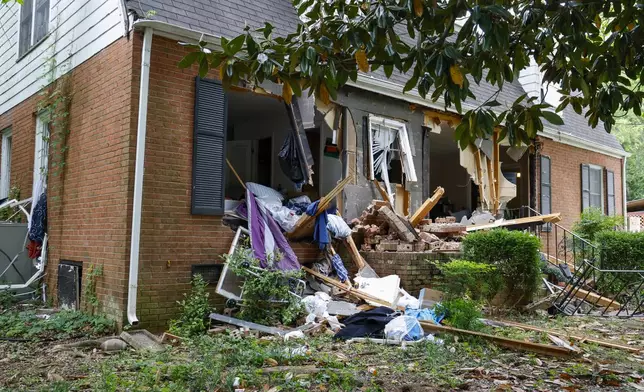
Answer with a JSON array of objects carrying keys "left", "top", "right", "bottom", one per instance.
[
  {"left": 169, "top": 274, "right": 214, "bottom": 338},
  {"left": 434, "top": 298, "right": 483, "bottom": 331},
  {"left": 0, "top": 309, "right": 114, "bottom": 340},
  {"left": 438, "top": 260, "right": 503, "bottom": 302},
  {"left": 462, "top": 229, "right": 542, "bottom": 303},
  {"left": 596, "top": 231, "right": 644, "bottom": 293},
  {"left": 226, "top": 243, "right": 304, "bottom": 326},
  {"left": 572, "top": 207, "right": 623, "bottom": 243}
]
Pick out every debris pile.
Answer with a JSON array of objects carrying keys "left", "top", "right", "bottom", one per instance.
[{"left": 352, "top": 202, "right": 464, "bottom": 253}]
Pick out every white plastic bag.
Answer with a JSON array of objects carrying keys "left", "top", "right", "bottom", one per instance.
[
  {"left": 384, "top": 316, "right": 423, "bottom": 341},
  {"left": 327, "top": 214, "right": 351, "bottom": 239}
]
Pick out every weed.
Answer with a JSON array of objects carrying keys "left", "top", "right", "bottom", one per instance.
[
  {"left": 83, "top": 263, "right": 103, "bottom": 315},
  {"left": 168, "top": 274, "right": 213, "bottom": 338},
  {"left": 0, "top": 309, "right": 114, "bottom": 340},
  {"left": 0, "top": 289, "right": 16, "bottom": 310},
  {"left": 435, "top": 298, "right": 484, "bottom": 331}
]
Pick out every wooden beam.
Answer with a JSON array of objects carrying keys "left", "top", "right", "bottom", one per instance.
[
  {"left": 466, "top": 213, "right": 562, "bottom": 232},
  {"left": 422, "top": 110, "right": 462, "bottom": 127},
  {"left": 288, "top": 175, "right": 353, "bottom": 239},
  {"left": 409, "top": 187, "right": 445, "bottom": 226},
  {"left": 302, "top": 266, "right": 399, "bottom": 308},
  {"left": 226, "top": 158, "right": 247, "bottom": 190},
  {"left": 492, "top": 130, "right": 500, "bottom": 214},
  {"left": 486, "top": 156, "right": 495, "bottom": 212},
  {"left": 419, "top": 321, "right": 574, "bottom": 358},
  {"left": 487, "top": 319, "right": 641, "bottom": 353},
  {"left": 344, "top": 236, "right": 366, "bottom": 270},
  {"left": 471, "top": 145, "right": 486, "bottom": 209},
  {"left": 563, "top": 285, "right": 622, "bottom": 310},
  {"left": 372, "top": 180, "right": 392, "bottom": 206}
]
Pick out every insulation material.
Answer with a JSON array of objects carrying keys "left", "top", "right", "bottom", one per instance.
[{"left": 460, "top": 147, "right": 516, "bottom": 210}]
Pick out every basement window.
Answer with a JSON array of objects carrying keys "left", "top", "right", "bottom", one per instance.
[{"left": 366, "top": 115, "right": 417, "bottom": 201}]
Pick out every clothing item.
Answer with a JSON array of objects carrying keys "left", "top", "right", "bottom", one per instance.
[
  {"left": 278, "top": 133, "right": 305, "bottom": 184},
  {"left": 306, "top": 200, "right": 330, "bottom": 250},
  {"left": 327, "top": 214, "right": 351, "bottom": 239},
  {"left": 245, "top": 189, "right": 300, "bottom": 271},
  {"left": 28, "top": 191, "right": 47, "bottom": 243},
  {"left": 330, "top": 253, "right": 348, "bottom": 283},
  {"left": 334, "top": 306, "right": 397, "bottom": 340}
]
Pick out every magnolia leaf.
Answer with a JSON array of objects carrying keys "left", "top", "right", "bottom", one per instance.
[
  {"left": 413, "top": 0, "right": 423, "bottom": 17},
  {"left": 542, "top": 110, "right": 564, "bottom": 125},
  {"left": 282, "top": 82, "right": 294, "bottom": 104},
  {"left": 178, "top": 52, "right": 200, "bottom": 69},
  {"left": 355, "top": 49, "right": 369, "bottom": 73},
  {"left": 449, "top": 64, "right": 464, "bottom": 87},
  {"left": 318, "top": 82, "right": 330, "bottom": 105}
]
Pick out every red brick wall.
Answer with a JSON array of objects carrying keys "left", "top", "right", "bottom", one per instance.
[
  {"left": 135, "top": 34, "right": 320, "bottom": 331},
  {"left": 538, "top": 137, "right": 624, "bottom": 230},
  {"left": 0, "top": 36, "right": 137, "bottom": 323}
]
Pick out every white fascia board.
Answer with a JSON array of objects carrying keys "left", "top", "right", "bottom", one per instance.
[{"left": 131, "top": 20, "right": 222, "bottom": 49}]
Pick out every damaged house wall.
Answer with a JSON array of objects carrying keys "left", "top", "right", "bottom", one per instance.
[{"left": 332, "top": 86, "right": 426, "bottom": 221}]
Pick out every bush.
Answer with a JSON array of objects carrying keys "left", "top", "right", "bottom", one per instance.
[
  {"left": 226, "top": 243, "right": 304, "bottom": 326},
  {"left": 462, "top": 229, "right": 542, "bottom": 303},
  {"left": 434, "top": 298, "right": 483, "bottom": 331},
  {"left": 169, "top": 274, "right": 214, "bottom": 338},
  {"left": 438, "top": 260, "right": 503, "bottom": 302},
  {"left": 596, "top": 231, "right": 644, "bottom": 293},
  {"left": 572, "top": 207, "right": 623, "bottom": 243}
]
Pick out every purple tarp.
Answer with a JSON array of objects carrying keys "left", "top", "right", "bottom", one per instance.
[{"left": 241, "top": 189, "right": 300, "bottom": 271}]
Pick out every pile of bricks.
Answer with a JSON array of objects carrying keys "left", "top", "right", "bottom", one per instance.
[{"left": 351, "top": 202, "right": 465, "bottom": 253}]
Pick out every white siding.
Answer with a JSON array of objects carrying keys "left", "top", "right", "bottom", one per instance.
[{"left": 0, "top": 0, "right": 125, "bottom": 115}]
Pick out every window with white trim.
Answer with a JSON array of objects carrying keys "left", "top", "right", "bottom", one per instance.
[
  {"left": 581, "top": 164, "right": 603, "bottom": 211},
  {"left": 18, "top": 0, "right": 50, "bottom": 57},
  {"left": 33, "top": 114, "right": 50, "bottom": 196},
  {"left": 366, "top": 115, "right": 417, "bottom": 203},
  {"left": 0, "top": 129, "right": 12, "bottom": 199}
]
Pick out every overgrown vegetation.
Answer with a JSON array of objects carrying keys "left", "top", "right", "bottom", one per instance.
[
  {"left": 0, "top": 186, "right": 22, "bottom": 222},
  {"left": 0, "top": 309, "right": 114, "bottom": 340},
  {"left": 572, "top": 207, "right": 622, "bottom": 244},
  {"left": 435, "top": 298, "right": 484, "bottom": 332},
  {"left": 82, "top": 263, "right": 103, "bottom": 315},
  {"left": 226, "top": 241, "right": 305, "bottom": 326},
  {"left": 438, "top": 259, "right": 503, "bottom": 302},
  {"left": 462, "top": 229, "right": 542, "bottom": 304},
  {"left": 595, "top": 231, "right": 644, "bottom": 294},
  {"left": 168, "top": 274, "right": 214, "bottom": 338}
]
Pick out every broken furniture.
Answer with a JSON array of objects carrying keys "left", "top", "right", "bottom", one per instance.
[{"left": 119, "top": 329, "right": 164, "bottom": 352}]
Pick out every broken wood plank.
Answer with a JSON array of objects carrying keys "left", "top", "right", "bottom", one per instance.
[
  {"left": 492, "top": 130, "right": 500, "bottom": 214},
  {"left": 288, "top": 175, "right": 353, "bottom": 239},
  {"left": 302, "top": 266, "right": 400, "bottom": 309},
  {"left": 466, "top": 213, "right": 562, "bottom": 232},
  {"left": 209, "top": 313, "right": 290, "bottom": 336},
  {"left": 226, "top": 158, "right": 247, "bottom": 190},
  {"left": 409, "top": 187, "right": 445, "bottom": 227},
  {"left": 378, "top": 205, "right": 416, "bottom": 242},
  {"left": 472, "top": 145, "right": 486, "bottom": 209},
  {"left": 486, "top": 319, "right": 642, "bottom": 353},
  {"left": 564, "top": 285, "right": 621, "bottom": 310},
  {"left": 344, "top": 235, "right": 366, "bottom": 270},
  {"left": 523, "top": 292, "right": 559, "bottom": 312},
  {"left": 418, "top": 321, "right": 575, "bottom": 358},
  {"left": 372, "top": 179, "right": 392, "bottom": 206}
]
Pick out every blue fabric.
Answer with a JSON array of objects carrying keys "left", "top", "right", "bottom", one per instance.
[
  {"left": 405, "top": 306, "right": 444, "bottom": 325},
  {"left": 330, "top": 253, "right": 348, "bottom": 282},
  {"left": 306, "top": 200, "right": 330, "bottom": 249},
  {"left": 28, "top": 191, "right": 47, "bottom": 243}
]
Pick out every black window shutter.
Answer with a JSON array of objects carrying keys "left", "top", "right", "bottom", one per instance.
[
  {"left": 581, "top": 164, "right": 590, "bottom": 211},
  {"left": 606, "top": 169, "right": 615, "bottom": 216},
  {"left": 192, "top": 78, "right": 227, "bottom": 215}
]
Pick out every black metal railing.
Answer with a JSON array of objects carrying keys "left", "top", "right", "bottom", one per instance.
[{"left": 503, "top": 206, "right": 644, "bottom": 317}]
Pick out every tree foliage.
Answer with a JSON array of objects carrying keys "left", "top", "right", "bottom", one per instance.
[
  {"left": 179, "top": 0, "right": 644, "bottom": 148},
  {"left": 614, "top": 110, "right": 644, "bottom": 200}
]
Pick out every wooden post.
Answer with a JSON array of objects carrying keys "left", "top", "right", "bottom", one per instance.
[
  {"left": 493, "top": 130, "right": 500, "bottom": 214},
  {"left": 409, "top": 186, "right": 445, "bottom": 227},
  {"left": 372, "top": 180, "right": 392, "bottom": 206},
  {"left": 226, "top": 158, "right": 247, "bottom": 190},
  {"left": 471, "top": 145, "right": 486, "bottom": 209},
  {"left": 486, "top": 156, "right": 495, "bottom": 212}
]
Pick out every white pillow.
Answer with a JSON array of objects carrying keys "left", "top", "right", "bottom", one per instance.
[{"left": 246, "top": 182, "right": 284, "bottom": 201}]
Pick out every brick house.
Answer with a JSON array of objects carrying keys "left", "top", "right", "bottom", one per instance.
[{"left": 0, "top": 0, "right": 627, "bottom": 330}]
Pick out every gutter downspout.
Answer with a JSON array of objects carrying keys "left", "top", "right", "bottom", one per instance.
[
  {"left": 127, "top": 27, "right": 153, "bottom": 326},
  {"left": 623, "top": 156, "right": 628, "bottom": 228}
]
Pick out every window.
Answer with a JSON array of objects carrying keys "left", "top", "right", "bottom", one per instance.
[
  {"left": 366, "top": 115, "right": 417, "bottom": 203},
  {"left": 581, "top": 164, "right": 603, "bottom": 211},
  {"left": 540, "top": 156, "right": 551, "bottom": 231},
  {"left": 33, "top": 114, "right": 50, "bottom": 196},
  {"left": 606, "top": 170, "right": 615, "bottom": 216},
  {"left": 19, "top": 0, "right": 50, "bottom": 57},
  {"left": 0, "top": 129, "right": 11, "bottom": 199}
]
